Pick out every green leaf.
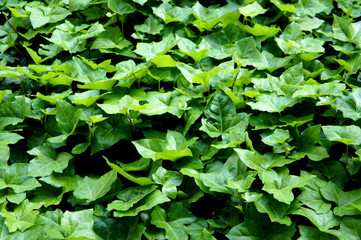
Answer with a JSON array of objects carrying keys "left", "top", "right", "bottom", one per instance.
[
  {"left": 1, "top": 200, "right": 40, "bottom": 232},
  {"left": 25, "top": 5, "right": 71, "bottom": 29},
  {"left": 0, "top": 163, "right": 41, "bottom": 193},
  {"left": 55, "top": 99, "right": 82, "bottom": 134},
  {"left": 338, "top": 217, "right": 361, "bottom": 240},
  {"left": 320, "top": 181, "right": 361, "bottom": 216},
  {"left": 153, "top": 2, "right": 193, "bottom": 24},
  {"left": 28, "top": 144, "right": 73, "bottom": 177},
  {"left": 91, "top": 27, "right": 132, "bottom": 51},
  {"left": 151, "top": 203, "right": 197, "bottom": 240},
  {"left": 254, "top": 194, "right": 297, "bottom": 226},
  {"left": 247, "top": 93, "right": 302, "bottom": 113},
  {"left": 294, "top": 125, "right": 329, "bottom": 161},
  {"left": 135, "top": 16, "right": 164, "bottom": 35},
  {"left": 336, "top": 88, "right": 361, "bottom": 121},
  {"left": 239, "top": 2, "right": 267, "bottom": 18},
  {"left": 226, "top": 205, "right": 296, "bottom": 240},
  {"left": 108, "top": 185, "right": 157, "bottom": 212},
  {"left": 322, "top": 125, "right": 361, "bottom": 145},
  {"left": 108, "top": 0, "right": 135, "bottom": 15},
  {"left": 105, "top": 157, "right": 154, "bottom": 185},
  {"left": 332, "top": 15, "right": 361, "bottom": 43},
  {"left": 91, "top": 116, "right": 131, "bottom": 155},
  {"left": 113, "top": 189, "right": 170, "bottom": 217},
  {"left": 152, "top": 167, "right": 183, "bottom": 198},
  {"left": 263, "top": 168, "right": 315, "bottom": 204},
  {"left": 298, "top": 173, "right": 332, "bottom": 213},
  {"left": 139, "top": 91, "right": 190, "bottom": 117},
  {"left": 261, "top": 128, "right": 290, "bottom": 146},
  {"left": 0, "top": 96, "right": 31, "bottom": 130},
  {"left": 134, "top": 34, "right": 178, "bottom": 61},
  {"left": 132, "top": 130, "right": 196, "bottom": 161},
  {"left": 200, "top": 90, "right": 248, "bottom": 138},
  {"left": 73, "top": 170, "right": 117, "bottom": 204},
  {"left": 298, "top": 225, "right": 338, "bottom": 240},
  {"left": 94, "top": 216, "right": 146, "bottom": 240},
  {"left": 293, "top": 207, "right": 340, "bottom": 232}
]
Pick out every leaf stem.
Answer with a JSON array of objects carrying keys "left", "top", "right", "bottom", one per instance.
[{"left": 345, "top": 144, "right": 349, "bottom": 170}]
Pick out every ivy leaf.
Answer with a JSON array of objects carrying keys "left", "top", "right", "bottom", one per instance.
[
  {"left": 55, "top": 99, "right": 82, "bottom": 134},
  {"left": 73, "top": 170, "right": 117, "bottom": 204},
  {"left": 332, "top": 15, "right": 361, "bottom": 43},
  {"left": 261, "top": 128, "right": 290, "bottom": 146},
  {"left": 28, "top": 144, "right": 73, "bottom": 177},
  {"left": 108, "top": 0, "right": 135, "bottom": 15},
  {"left": 25, "top": 5, "right": 71, "bottom": 29},
  {"left": 108, "top": 185, "right": 157, "bottom": 212},
  {"left": 254, "top": 194, "right": 298, "bottom": 226},
  {"left": 239, "top": 2, "right": 267, "bottom": 18},
  {"left": 151, "top": 203, "right": 197, "bottom": 240},
  {"left": 0, "top": 200, "right": 40, "bottom": 232},
  {"left": 338, "top": 217, "right": 361, "bottom": 240},
  {"left": 94, "top": 216, "right": 146, "bottom": 240},
  {"left": 298, "top": 172, "right": 332, "bottom": 213},
  {"left": 112, "top": 189, "right": 170, "bottom": 217},
  {"left": 134, "top": 34, "right": 178, "bottom": 61},
  {"left": 153, "top": 2, "right": 193, "bottom": 24},
  {"left": 336, "top": 88, "right": 361, "bottom": 121},
  {"left": 135, "top": 16, "right": 164, "bottom": 35},
  {"left": 91, "top": 27, "right": 132, "bottom": 51},
  {"left": 294, "top": 125, "right": 329, "bottom": 161},
  {"left": 298, "top": 225, "right": 338, "bottom": 240},
  {"left": 152, "top": 167, "right": 183, "bottom": 198},
  {"left": 247, "top": 93, "right": 302, "bottom": 113},
  {"left": 0, "top": 96, "right": 31, "bottom": 130},
  {"left": 262, "top": 168, "right": 315, "bottom": 204},
  {"left": 320, "top": 181, "right": 361, "bottom": 216},
  {"left": 200, "top": 90, "right": 248, "bottom": 138},
  {"left": 91, "top": 116, "right": 131, "bottom": 155},
  {"left": 132, "top": 130, "right": 196, "bottom": 161},
  {"left": 322, "top": 125, "right": 361, "bottom": 145},
  {"left": 106, "top": 157, "right": 154, "bottom": 185},
  {"left": 293, "top": 207, "right": 340, "bottom": 232},
  {"left": 0, "top": 163, "right": 41, "bottom": 193},
  {"left": 226, "top": 205, "right": 296, "bottom": 240}
]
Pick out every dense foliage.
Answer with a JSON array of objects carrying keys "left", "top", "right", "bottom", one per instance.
[{"left": 1, "top": 0, "right": 361, "bottom": 239}]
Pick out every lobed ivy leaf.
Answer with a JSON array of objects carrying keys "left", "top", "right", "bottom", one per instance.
[{"left": 73, "top": 170, "right": 117, "bottom": 204}]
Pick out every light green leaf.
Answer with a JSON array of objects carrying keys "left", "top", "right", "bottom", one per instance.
[
  {"left": 55, "top": 100, "right": 82, "bottom": 134},
  {"left": 61, "top": 209, "right": 98, "bottom": 239},
  {"left": 152, "top": 167, "right": 183, "bottom": 198},
  {"left": 0, "top": 96, "right": 31, "bottom": 130},
  {"left": 73, "top": 170, "right": 117, "bottom": 204},
  {"left": 91, "top": 27, "right": 132, "bottom": 51},
  {"left": 25, "top": 5, "right": 71, "bottom": 29},
  {"left": 336, "top": 88, "right": 361, "bottom": 121},
  {"left": 320, "top": 181, "right": 361, "bottom": 216},
  {"left": 151, "top": 203, "right": 197, "bottom": 240},
  {"left": 293, "top": 207, "right": 340, "bottom": 232},
  {"left": 271, "top": 0, "right": 297, "bottom": 12},
  {"left": 132, "top": 130, "right": 196, "bottom": 161},
  {"left": 1, "top": 200, "right": 40, "bottom": 232},
  {"left": 247, "top": 93, "right": 302, "bottom": 113},
  {"left": 135, "top": 16, "right": 164, "bottom": 35},
  {"left": 113, "top": 189, "right": 170, "bottom": 217},
  {"left": 108, "top": 185, "right": 157, "bottom": 212},
  {"left": 261, "top": 128, "right": 290, "bottom": 146},
  {"left": 298, "top": 225, "right": 338, "bottom": 240},
  {"left": 322, "top": 125, "right": 361, "bottom": 145},
  {"left": 105, "top": 157, "right": 154, "bottom": 185},
  {"left": 0, "top": 163, "right": 41, "bottom": 193},
  {"left": 239, "top": 2, "right": 267, "bottom": 18},
  {"left": 134, "top": 34, "right": 178, "bottom": 61},
  {"left": 152, "top": 2, "right": 193, "bottom": 24},
  {"left": 108, "top": 0, "right": 135, "bottom": 15},
  {"left": 263, "top": 168, "right": 315, "bottom": 204},
  {"left": 28, "top": 144, "right": 73, "bottom": 177}
]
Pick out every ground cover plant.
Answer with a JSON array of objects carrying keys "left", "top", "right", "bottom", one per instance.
[{"left": 1, "top": 0, "right": 361, "bottom": 239}]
